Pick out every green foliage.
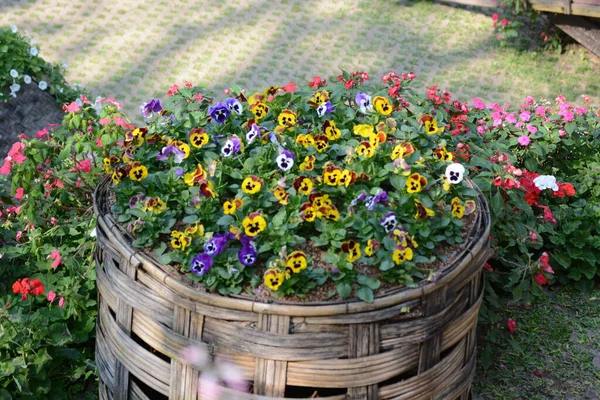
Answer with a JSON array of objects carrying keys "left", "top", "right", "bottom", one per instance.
[
  {"left": 0, "top": 25, "right": 81, "bottom": 104},
  {"left": 0, "top": 98, "right": 126, "bottom": 398}
]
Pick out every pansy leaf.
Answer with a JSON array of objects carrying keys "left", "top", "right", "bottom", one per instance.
[
  {"left": 336, "top": 282, "right": 352, "bottom": 299},
  {"left": 356, "top": 287, "right": 374, "bottom": 303},
  {"left": 217, "top": 215, "right": 234, "bottom": 226},
  {"left": 357, "top": 275, "right": 381, "bottom": 290}
]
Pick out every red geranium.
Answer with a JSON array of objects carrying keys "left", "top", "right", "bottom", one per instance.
[{"left": 12, "top": 278, "right": 45, "bottom": 300}]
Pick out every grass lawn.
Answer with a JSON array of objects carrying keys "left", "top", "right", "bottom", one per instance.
[{"left": 474, "top": 285, "right": 600, "bottom": 399}]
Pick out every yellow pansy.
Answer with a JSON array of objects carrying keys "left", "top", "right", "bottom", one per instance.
[
  {"left": 277, "top": 109, "right": 297, "bottom": 128},
  {"left": 353, "top": 124, "right": 374, "bottom": 138},
  {"left": 184, "top": 222, "right": 205, "bottom": 238},
  {"left": 356, "top": 142, "right": 375, "bottom": 158},
  {"left": 414, "top": 199, "right": 435, "bottom": 220},
  {"left": 373, "top": 96, "right": 393, "bottom": 115},
  {"left": 451, "top": 197, "right": 465, "bottom": 219},
  {"left": 250, "top": 102, "right": 269, "bottom": 121},
  {"left": 223, "top": 199, "right": 243, "bottom": 215},
  {"left": 273, "top": 187, "right": 289, "bottom": 205},
  {"left": 393, "top": 246, "right": 413, "bottom": 265},
  {"left": 170, "top": 230, "right": 191, "bottom": 251},
  {"left": 406, "top": 173, "right": 427, "bottom": 193},
  {"left": 241, "top": 176, "right": 263, "bottom": 194},
  {"left": 285, "top": 251, "right": 308, "bottom": 274},
  {"left": 264, "top": 269, "right": 285, "bottom": 291},
  {"left": 342, "top": 240, "right": 361, "bottom": 263},
  {"left": 391, "top": 142, "right": 416, "bottom": 160},
  {"left": 242, "top": 212, "right": 267, "bottom": 236},
  {"left": 129, "top": 162, "right": 148, "bottom": 181},
  {"left": 184, "top": 164, "right": 207, "bottom": 186},
  {"left": 142, "top": 197, "right": 166, "bottom": 214},
  {"left": 322, "top": 120, "right": 341, "bottom": 141},
  {"left": 365, "top": 239, "right": 379, "bottom": 257},
  {"left": 313, "top": 135, "right": 329, "bottom": 153},
  {"left": 299, "top": 155, "right": 315, "bottom": 171},
  {"left": 189, "top": 128, "right": 209, "bottom": 148}
]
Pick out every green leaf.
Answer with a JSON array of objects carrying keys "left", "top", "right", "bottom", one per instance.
[
  {"left": 154, "top": 242, "right": 167, "bottom": 257},
  {"left": 357, "top": 275, "right": 381, "bottom": 290},
  {"left": 157, "top": 253, "right": 172, "bottom": 264},
  {"left": 182, "top": 215, "right": 198, "bottom": 224},
  {"left": 216, "top": 215, "right": 234, "bottom": 226},
  {"left": 490, "top": 191, "right": 504, "bottom": 217},
  {"left": 356, "top": 287, "right": 374, "bottom": 302},
  {"left": 379, "top": 260, "right": 394, "bottom": 271},
  {"left": 272, "top": 210, "right": 287, "bottom": 227},
  {"left": 336, "top": 282, "right": 351, "bottom": 298}
]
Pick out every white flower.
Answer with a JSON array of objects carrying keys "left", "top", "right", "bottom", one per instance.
[
  {"left": 38, "top": 81, "right": 47, "bottom": 90},
  {"left": 90, "top": 228, "right": 97, "bottom": 238},
  {"left": 533, "top": 175, "right": 559, "bottom": 191},
  {"left": 246, "top": 124, "right": 260, "bottom": 144},
  {"left": 10, "top": 69, "right": 18, "bottom": 78},
  {"left": 10, "top": 83, "right": 21, "bottom": 93},
  {"left": 316, "top": 103, "right": 328, "bottom": 117},
  {"left": 30, "top": 47, "right": 38, "bottom": 56},
  {"left": 23, "top": 75, "right": 32, "bottom": 84},
  {"left": 275, "top": 151, "right": 295, "bottom": 172},
  {"left": 10, "top": 24, "right": 17, "bottom": 33},
  {"left": 445, "top": 163, "right": 466, "bottom": 184}
]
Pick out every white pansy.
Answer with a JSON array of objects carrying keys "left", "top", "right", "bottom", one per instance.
[
  {"left": 38, "top": 81, "right": 47, "bottom": 90},
  {"left": 30, "top": 47, "right": 38, "bottom": 56},
  {"left": 10, "top": 69, "right": 18, "bottom": 78},
  {"left": 23, "top": 75, "right": 32, "bottom": 84},
  {"left": 533, "top": 175, "right": 558, "bottom": 191},
  {"left": 445, "top": 163, "right": 466, "bottom": 184}
]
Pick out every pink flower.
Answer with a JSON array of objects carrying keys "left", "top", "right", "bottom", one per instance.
[
  {"left": 75, "top": 159, "right": 92, "bottom": 173},
  {"left": 99, "top": 118, "right": 112, "bottom": 126},
  {"left": 477, "top": 126, "right": 486, "bottom": 134},
  {"left": 14, "top": 187, "right": 24, "bottom": 200},
  {"left": 505, "top": 113, "right": 517, "bottom": 124},
  {"left": 491, "top": 13, "right": 499, "bottom": 22},
  {"left": 527, "top": 124, "right": 538, "bottom": 134},
  {"left": 519, "top": 111, "right": 531, "bottom": 122},
  {"left": 534, "top": 273, "right": 550, "bottom": 286},
  {"left": 538, "top": 205, "right": 556, "bottom": 225},
  {"left": 194, "top": 93, "right": 204, "bottom": 102},
  {"left": 507, "top": 318, "right": 516, "bottom": 334},
  {"left": 497, "top": 34, "right": 503, "bottom": 40},
  {"left": 281, "top": 82, "right": 296, "bottom": 92},
  {"left": 518, "top": 135, "right": 531, "bottom": 146},
  {"left": 198, "top": 372, "right": 221, "bottom": 399},
  {"left": 472, "top": 98, "right": 486, "bottom": 110},
  {"left": 529, "top": 231, "right": 537, "bottom": 243},
  {"left": 501, "top": 18, "right": 508, "bottom": 27},
  {"left": 47, "top": 290, "right": 56, "bottom": 303},
  {"left": 16, "top": 231, "right": 22, "bottom": 242},
  {"left": 483, "top": 263, "right": 494, "bottom": 272},
  {"left": 35, "top": 128, "right": 49, "bottom": 139},
  {"left": 100, "top": 97, "right": 122, "bottom": 109},
  {"left": 8, "top": 142, "right": 27, "bottom": 164},
  {"left": 58, "top": 297, "right": 65, "bottom": 307},
  {"left": 48, "top": 249, "right": 62, "bottom": 269},
  {"left": 525, "top": 96, "right": 535, "bottom": 105},
  {"left": 96, "top": 137, "right": 103, "bottom": 147},
  {"left": 167, "top": 84, "right": 179, "bottom": 96},
  {"left": 63, "top": 101, "right": 80, "bottom": 113},
  {"left": 535, "top": 106, "right": 546, "bottom": 117},
  {"left": 185, "top": 81, "right": 193, "bottom": 88},
  {"left": 50, "top": 217, "right": 58, "bottom": 226},
  {"left": 181, "top": 345, "right": 210, "bottom": 368},
  {"left": 0, "top": 158, "right": 12, "bottom": 175}
]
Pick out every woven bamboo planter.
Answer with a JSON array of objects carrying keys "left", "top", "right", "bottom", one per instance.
[{"left": 94, "top": 176, "right": 491, "bottom": 400}]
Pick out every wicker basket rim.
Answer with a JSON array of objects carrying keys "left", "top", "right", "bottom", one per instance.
[{"left": 93, "top": 176, "right": 491, "bottom": 314}]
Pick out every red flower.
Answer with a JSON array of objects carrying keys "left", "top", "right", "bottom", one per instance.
[
  {"left": 12, "top": 278, "right": 45, "bottom": 300},
  {"left": 483, "top": 263, "right": 494, "bottom": 272},
  {"left": 281, "top": 82, "right": 296, "bottom": 92},
  {"left": 534, "top": 273, "right": 550, "bottom": 286},
  {"left": 507, "top": 318, "right": 517, "bottom": 334},
  {"left": 501, "top": 18, "right": 509, "bottom": 27},
  {"left": 492, "top": 13, "right": 499, "bottom": 22},
  {"left": 308, "top": 76, "right": 327, "bottom": 88}
]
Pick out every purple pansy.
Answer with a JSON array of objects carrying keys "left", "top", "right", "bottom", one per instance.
[
  {"left": 140, "top": 99, "right": 162, "bottom": 118},
  {"left": 157, "top": 144, "right": 186, "bottom": 163},
  {"left": 316, "top": 101, "right": 335, "bottom": 117},
  {"left": 190, "top": 253, "right": 213, "bottom": 276},
  {"left": 365, "top": 189, "right": 388, "bottom": 211},
  {"left": 246, "top": 124, "right": 263, "bottom": 144},
  {"left": 208, "top": 102, "right": 231, "bottom": 124},
  {"left": 355, "top": 92, "right": 373, "bottom": 114},
  {"left": 204, "top": 232, "right": 235, "bottom": 256},
  {"left": 275, "top": 150, "right": 295, "bottom": 172},
  {"left": 174, "top": 167, "right": 184, "bottom": 177},
  {"left": 380, "top": 212, "right": 398, "bottom": 233},
  {"left": 225, "top": 98, "right": 243, "bottom": 115},
  {"left": 129, "top": 194, "right": 147, "bottom": 208},
  {"left": 237, "top": 236, "right": 257, "bottom": 266},
  {"left": 221, "top": 136, "right": 242, "bottom": 157}
]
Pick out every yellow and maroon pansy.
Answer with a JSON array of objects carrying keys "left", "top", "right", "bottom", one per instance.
[
  {"left": 189, "top": 127, "right": 209, "bottom": 149},
  {"left": 464, "top": 200, "right": 477, "bottom": 216},
  {"left": 273, "top": 187, "right": 289, "bottom": 205},
  {"left": 373, "top": 96, "right": 393, "bottom": 115},
  {"left": 393, "top": 246, "right": 413, "bottom": 265},
  {"left": 433, "top": 146, "right": 453, "bottom": 161},
  {"left": 322, "top": 120, "right": 341, "bottom": 141},
  {"left": 322, "top": 165, "right": 342, "bottom": 186},
  {"left": 247, "top": 92, "right": 266, "bottom": 105},
  {"left": 406, "top": 173, "right": 427, "bottom": 193},
  {"left": 319, "top": 205, "right": 340, "bottom": 221},
  {"left": 421, "top": 114, "right": 444, "bottom": 135},
  {"left": 293, "top": 176, "right": 313, "bottom": 196},
  {"left": 299, "top": 155, "right": 316, "bottom": 171},
  {"left": 242, "top": 212, "right": 267, "bottom": 237},
  {"left": 241, "top": 175, "right": 263, "bottom": 194},
  {"left": 353, "top": 124, "right": 374, "bottom": 138},
  {"left": 129, "top": 162, "right": 148, "bottom": 181},
  {"left": 300, "top": 203, "right": 317, "bottom": 222},
  {"left": 356, "top": 141, "right": 375, "bottom": 158},
  {"left": 198, "top": 179, "right": 217, "bottom": 198},
  {"left": 313, "top": 135, "right": 329, "bottom": 153},
  {"left": 111, "top": 164, "right": 131, "bottom": 185},
  {"left": 170, "top": 230, "right": 191, "bottom": 251},
  {"left": 451, "top": 197, "right": 465, "bottom": 219},
  {"left": 223, "top": 199, "right": 243, "bottom": 215},
  {"left": 103, "top": 155, "right": 119, "bottom": 174},
  {"left": 264, "top": 269, "right": 285, "bottom": 291},
  {"left": 414, "top": 199, "right": 435, "bottom": 220},
  {"left": 338, "top": 169, "right": 357, "bottom": 187},
  {"left": 184, "top": 222, "right": 205, "bottom": 238},
  {"left": 184, "top": 164, "right": 207, "bottom": 186},
  {"left": 341, "top": 240, "right": 361, "bottom": 263},
  {"left": 142, "top": 197, "right": 166, "bottom": 214},
  {"left": 296, "top": 133, "right": 315, "bottom": 148},
  {"left": 391, "top": 142, "right": 416, "bottom": 160},
  {"left": 308, "top": 90, "right": 329, "bottom": 107},
  {"left": 285, "top": 251, "right": 308, "bottom": 274},
  {"left": 277, "top": 109, "right": 297, "bottom": 128},
  {"left": 365, "top": 239, "right": 379, "bottom": 257},
  {"left": 125, "top": 127, "right": 147, "bottom": 146},
  {"left": 250, "top": 102, "right": 269, "bottom": 121},
  {"left": 310, "top": 193, "right": 332, "bottom": 208}
]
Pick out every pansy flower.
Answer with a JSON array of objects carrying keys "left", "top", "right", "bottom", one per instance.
[
  {"left": 129, "top": 193, "right": 147, "bottom": 208},
  {"left": 111, "top": 165, "right": 131, "bottom": 185},
  {"left": 365, "top": 189, "right": 388, "bottom": 210},
  {"left": 392, "top": 227, "right": 418, "bottom": 249},
  {"left": 204, "top": 232, "right": 234, "bottom": 256},
  {"left": 433, "top": 146, "right": 453, "bottom": 161},
  {"left": 373, "top": 96, "right": 392, "bottom": 115},
  {"left": 184, "top": 164, "right": 207, "bottom": 186},
  {"left": 221, "top": 135, "right": 242, "bottom": 157},
  {"left": 198, "top": 179, "right": 217, "bottom": 198},
  {"left": 353, "top": 124, "right": 374, "bottom": 138},
  {"left": 299, "top": 155, "right": 315, "bottom": 171},
  {"left": 338, "top": 169, "right": 357, "bottom": 187},
  {"left": 142, "top": 197, "right": 166, "bottom": 213},
  {"left": 308, "top": 90, "right": 329, "bottom": 107},
  {"left": 391, "top": 142, "right": 416, "bottom": 160},
  {"left": 414, "top": 199, "right": 435, "bottom": 219},
  {"left": 249, "top": 102, "right": 269, "bottom": 120},
  {"left": 140, "top": 99, "right": 162, "bottom": 118},
  {"left": 316, "top": 101, "right": 335, "bottom": 117},
  {"left": 322, "top": 165, "right": 342, "bottom": 186},
  {"left": 171, "top": 230, "right": 191, "bottom": 251},
  {"left": 189, "top": 128, "right": 209, "bottom": 148},
  {"left": 451, "top": 197, "right": 465, "bottom": 219},
  {"left": 273, "top": 187, "right": 289, "bottom": 205},
  {"left": 393, "top": 246, "right": 413, "bottom": 265},
  {"left": 421, "top": 114, "right": 444, "bottom": 135},
  {"left": 277, "top": 109, "right": 297, "bottom": 128},
  {"left": 157, "top": 144, "right": 186, "bottom": 163},
  {"left": 293, "top": 176, "right": 313, "bottom": 195},
  {"left": 318, "top": 205, "right": 340, "bottom": 221},
  {"left": 246, "top": 123, "right": 263, "bottom": 144},
  {"left": 296, "top": 133, "right": 315, "bottom": 148},
  {"left": 355, "top": 92, "right": 373, "bottom": 114},
  {"left": 241, "top": 175, "right": 263, "bottom": 194},
  {"left": 310, "top": 193, "right": 332, "bottom": 208},
  {"left": 322, "top": 120, "right": 341, "bottom": 141},
  {"left": 285, "top": 251, "right": 308, "bottom": 274},
  {"left": 129, "top": 162, "right": 148, "bottom": 181},
  {"left": 103, "top": 155, "right": 119, "bottom": 174},
  {"left": 300, "top": 203, "right": 317, "bottom": 222},
  {"left": 168, "top": 139, "right": 191, "bottom": 159},
  {"left": 313, "top": 135, "right": 329, "bottom": 153},
  {"left": 341, "top": 240, "right": 361, "bottom": 262},
  {"left": 365, "top": 239, "right": 379, "bottom": 257},
  {"left": 238, "top": 236, "right": 257, "bottom": 266},
  {"left": 380, "top": 212, "right": 398, "bottom": 233},
  {"left": 276, "top": 150, "right": 295, "bottom": 172},
  {"left": 264, "top": 269, "right": 285, "bottom": 291},
  {"left": 225, "top": 98, "right": 243, "bottom": 114},
  {"left": 242, "top": 212, "right": 267, "bottom": 236},
  {"left": 406, "top": 173, "right": 427, "bottom": 193},
  {"left": 190, "top": 253, "right": 213, "bottom": 276},
  {"left": 184, "top": 222, "right": 205, "bottom": 238},
  {"left": 125, "top": 127, "right": 147, "bottom": 146},
  {"left": 356, "top": 141, "right": 375, "bottom": 158},
  {"left": 209, "top": 102, "right": 231, "bottom": 123},
  {"left": 223, "top": 199, "right": 243, "bottom": 215},
  {"left": 445, "top": 163, "right": 465, "bottom": 184}
]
